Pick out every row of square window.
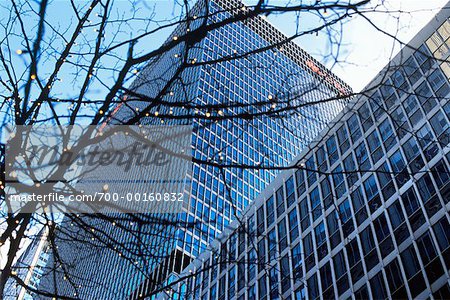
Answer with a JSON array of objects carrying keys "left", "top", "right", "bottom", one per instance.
[
  {"left": 186, "top": 137, "right": 450, "bottom": 286},
  {"left": 183, "top": 38, "right": 448, "bottom": 300},
  {"left": 186, "top": 148, "right": 450, "bottom": 296},
  {"left": 186, "top": 208, "right": 450, "bottom": 300},
  {"left": 202, "top": 152, "right": 449, "bottom": 280},
  {"left": 299, "top": 73, "right": 448, "bottom": 183},
  {"left": 199, "top": 50, "right": 339, "bottom": 124},
  {"left": 254, "top": 109, "right": 450, "bottom": 242},
  {"left": 180, "top": 48, "right": 450, "bottom": 270},
  {"left": 186, "top": 72, "right": 342, "bottom": 230},
  {"left": 178, "top": 11, "right": 448, "bottom": 292},
  {"left": 209, "top": 0, "right": 351, "bottom": 95}
]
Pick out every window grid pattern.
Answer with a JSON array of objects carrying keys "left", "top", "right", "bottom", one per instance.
[{"left": 179, "top": 17, "right": 450, "bottom": 300}]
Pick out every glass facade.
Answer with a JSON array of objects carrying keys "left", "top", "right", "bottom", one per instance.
[
  {"left": 37, "top": 0, "right": 351, "bottom": 298},
  {"left": 128, "top": 0, "right": 350, "bottom": 296},
  {"left": 176, "top": 13, "right": 450, "bottom": 300},
  {"left": 4, "top": 227, "right": 50, "bottom": 300}
]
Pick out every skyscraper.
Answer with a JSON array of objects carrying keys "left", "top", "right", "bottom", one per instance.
[
  {"left": 4, "top": 227, "right": 50, "bottom": 300},
  {"left": 174, "top": 5, "right": 450, "bottom": 300},
  {"left": 37, "top": 0, "right": 351, "bottom": 298}
]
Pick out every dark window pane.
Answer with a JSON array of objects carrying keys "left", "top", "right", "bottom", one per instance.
[
  {"left": 379, "top": 118, "right": 396, "bottom": 151},
  {"left": 348, "top": 114, "right": 362, "bottom": 143},
  {"left": 430, "top": 110, "right": 449, "bottom": 139},
  {"left": 310, "top": 187, "right": 322, "bottom": 221},
  {"left": 333, "top": 165, "right": 346, "bottom": 199},
  {"left": 288, "top": 209, "right": 299, "bottom": 242},
  {"left": 403, "top": 136, "right": 420, "bottom": 161},
  {"left": 257, "top": 206, "right": 265, "bottom": 235},
  {"left": 370, "top": 272, "right": 388, "bottom": 300},
  {"left": 280, "top": 255, "right": 291, "bottom": 293},
  {"left": 414, "top": 45, "right": 434, "bottom": 74},
  {"left": 354, "top": 285, "right": 369, "bottom": 300},
  {"left": 428, "top": 68, "right": 448, "bottom": 94},
  {"left": 385, "top": 259, "right": 405, "bottom": 294},
  {"left": 388, "top": 200, "right": 405, "bottom": 230},
  {"left": 347, "top": 239, "right": 363, "bottom": 283},
  {"left": 268, "top": 229, "right": 277, "bottom": 260},
  {"left": 295, "top": 169, "right": 306, "bottom": 196},
  {"left": 333, "top": 250, "right": 347, "bottom": 279},
  {"left": 321, "top": 178, "right": 333, "bottom": 208},
  {"left": 339, "top": 201, "right": 354, "bottom": 238},
  {"left": 415, "top": 80, "right": 436, "bottom": 114},
  {"left": 326, "top": 135, "right": 339, "bottom": 166},
  {"left": 404, "top": 94, "right": 424, "bottom": 125},
  {"left": 431, "top": 160, "right": 450, "bottom": 192},
  {"left": 351, "top": 187, "right": 368, "bottom": 226},
  {"left": 364, "top": 175, "right": 379, "bottom": 202},
  {"left": 401, "top": 245, "right": 421, "bottom": 279},
  {"left": 343, "top": 153, "right": 358, "bottom": 187},
  {"left": 320, "top": 262, "right": 333, "bottom": 291},
  {"left": 416, "top": 173, "right": 436, "bottom": 203},
  {"left": 306, "top": 156, "right": 317, "bottom": 187},
  {"left": 408, "top": 272, "right": 427, "bottom": 298},
  {"left": 392, "top": 106, "right": 410, "bottom": 140},
  {"left": 403, "top": 56, "right": 421, "bottom": 86},
  {"left": 389, "top": 150, "right": 409, "bottom": 188},
  {"left": 358, "top": 102, "right": 374, "bottom": 132},
  {"left": 304, "top": 233, "right": 315, "bottom": 272},
  {"left": 337, "top": 125, "right": 350, "bottom": 154},
  {"left": 355, "top": 142, "right": 370, "bottom": 170},
  {"left": 314, "top": 222, "right": 326, "bottom": 248},
  {"left": 259, "top": 277, "right": 267, "bottom": 298},
  {"left": 286, "top": 176, "right": 295, "bottom": 207},
  {"left": 401, "top": 187, "right": 420, "bottom": 216},
  {"left": 367, "top": 130, "right": 383, "bottom": 162},
  {"left": 417, "top": 232, "right": 438, "bottom": 265},
  {"left": 327, "top": 210, "right": 341, "bottom": 249},
  {"left": 307, "top": 274, "right": 319, "bottom": 300},
  {"left": 377, "top": 162, "right": 396, "bottom": 201},
  {"left": 292, "top": 243, "right": 303, "bottom": 278},
  {"left": 388, "top": 200, "right": 409, "bottom": 245},
  {"left": 299, "top": 198, "right": 310, "bottom": 231},
  {"left": 374, "top": 214, "right": 394, "bottom": 257},
  {"left": 276, "top": 187, "right": 285, "bottom": 217},
  {"left": 433, "top": 217, "right": 450, "bottom": 251},
  {"left": 269, "top": 267, "right": 279, "bottom": 297},
  {"left": 266, "top": 196, "right": 275, "bottom": 226},
  {"left": 361, "top": 227, "right": 379, "bottom": 271},
  {"left": 277, "top": 218, "right": 288, "bottom": 252},
  {"left": 295, "top": 285, "right": 306, "bottom": 300}
]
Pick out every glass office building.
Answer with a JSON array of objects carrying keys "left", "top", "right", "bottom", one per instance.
[
  {"left": 4, "top": 227, "right": 50, "bottom": 300},
  {"left": 36, "top": 0, "right": 351, "bottom": 298},
  {"left": 174, "top": 6, "right": 450, "bottom": 300},
  {"left": 127, "top": 0, "right": 352, "bottom": 295}
]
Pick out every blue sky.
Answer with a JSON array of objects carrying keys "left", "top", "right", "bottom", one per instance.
[
  {"left": 271, "top": 0, "right": 448, "bottom": 91},
  {"left": 1, "top": 0, "right": 448, "bottom": 114}
]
